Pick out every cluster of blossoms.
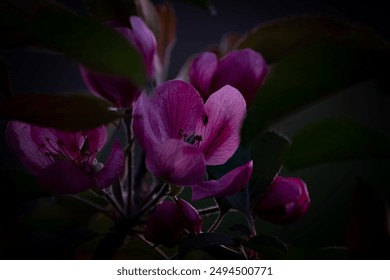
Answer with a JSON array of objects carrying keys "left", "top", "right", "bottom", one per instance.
[{"left": 6, "top": 16, "right": 310, "bottom": 250}]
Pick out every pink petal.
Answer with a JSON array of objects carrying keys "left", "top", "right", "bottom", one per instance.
[
  {"left": 189, "top": 52, "right": 218, "bottom": 99},
  {"left": 95, "top": 140, "right": 125, "bottom": 189},
  {"left": 132, "top": 81, "right": 204, "bottom": 152},
  {"left": 177, "top": 199, "right": 203, "bottom": 234},
  {"left": 191, "top": 160, "right": 253, "bottom": 200},
  {"left": 256, "top": 176, "right": 303, "bottom": 209},
  {"left": 144, "top": 200, "right": 186, "bottom": 247},
  {"left": 37, "top": 160, "right": 96, "bottom": 194},
  {"left": 145, "top": 139, "right": 206, "bottom": 186},
  {"left": 196, "top": 85, "right": 246, "bottom": 165},
  {"left": 129, "top": 16, "right": 159, "bottom": 78},
  {"left": 211, "top": 48, "right": 268, "bottom": 106},
  {"left": 5, "top": 121, "right": 52, "bottom": 175},
  {"left": 83, "top": 126, "right": 107, "bottom": 156}
]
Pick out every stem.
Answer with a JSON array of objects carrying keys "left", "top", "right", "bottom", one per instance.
[
  {"left": 103, "top": 192, "right": 127, "bottom": 220},
  {"left": 208, "top": 213, "right": 224, "bottom": 233},
  {"left": 67, "top": 195, "right": 115, "bottom": 221},
  {"left": 198, "top": 205, "right": 220, "bottom": 216},
  {"left": 133, "top": 183, "right": 169, "bottom": 219}
]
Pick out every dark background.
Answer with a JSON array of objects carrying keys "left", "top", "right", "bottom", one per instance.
[{"left": 1, "top": 0, "right": 389, "bottom": 258}]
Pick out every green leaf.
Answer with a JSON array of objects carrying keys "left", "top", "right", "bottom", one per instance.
[
  {"left": 241, "top": 46, "right": 390, "bottom": 144},
  {"left": 0, "top": 3, "right": 146, "bottom": 85},
  {"left": 30, "top": 5, "right": 146, "bottom": 84},
  {"left": 285, "top": 119, "right": 390, "bottom": 170},
  {"left": 249, "top": 131, "right": 290, "bottom": 207},
  {"left": 0, "top": 94, "right": 123, "bottom": 131},
  {"left": 237, "top": 15, "right": 389, "bottom": 64}
]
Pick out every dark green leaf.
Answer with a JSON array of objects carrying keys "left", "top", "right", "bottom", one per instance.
[
  {"left": 237, "top": 15, "right": 389, "bottom": 64},
  {"left": 0, "top": 94, "right": 123, "bottom": 131},
  {"left": 0, "top": 3, "right": 146, "bottom": 84},
  {"left": 285, "top": 119, "right": 390, "bottom": 170},
  {"left": 241, "top": 46, "right": 390, "bottom": 144},
  {"left": 30, "top": 5, "right": 146, "bottom": 84},
  {"left": 0, "top": 57, "right": 12, "bottom": 97},
  {"left": 179, "top": 233, "right": 236, "bottom": 259},
  {"left": 249, "top": 131, "right": 290, "bottom": 206}
]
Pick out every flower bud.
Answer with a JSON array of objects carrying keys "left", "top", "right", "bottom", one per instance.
[
  {"left": 144, "top": 199, "right": 202, "bottom": 247},
  {"left": 253, "top": 176, "right": 310, "bottom": 224}
]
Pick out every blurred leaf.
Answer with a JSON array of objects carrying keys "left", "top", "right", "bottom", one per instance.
[
  {"left": 237, "top": 15, "right": 389, "bottom": 64},
  {"left": 0, "top": 57, "right": 12, "bottom": 97},
  {"left": 82, "top": 0, "right": 137, "bottom": 26},
  {"left": 179, "top": 233, "right": 236, "bottom": 259},
  {"left": 285, "top": 119, "right": 390, "bottom": 170},
  {"left": 0, "top": 3, "right": 146, "bottom": 85},
  {"left": 136, "top": 0, "right": 159, "bottom": 36},
  {"left": 0, "top": 94, "right": 123, "bottom": 131},
  {"left": 346, "top": 178, "right": 390, "bottom": 259},
  {"left": 219, "top": 32, "right": 241, "bottom": 56},
  {"left": 249, "top": 131, "right": 290, "bottom": 207},
  {"left": 241, "top": 46, "right": 390, "bottom": 144}
]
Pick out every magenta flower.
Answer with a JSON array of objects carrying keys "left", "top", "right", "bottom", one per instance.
[
  {"left": 6, "top": 121, "right": 125, "bottom": 194},
  {"left": 144, "top": 199, "right": 202, "bottom": 247},
  {"left": 189, "top": 49, "right": 268, "bottom": 106},
  {"left": 254, "top": 176, "right": 310, "bottom": 224},
  {"left": 80, "top": 16, "right": 161, "bottom": 107},
  {"left": 132, "top": 80, "right": 253, "bottom": 200}
]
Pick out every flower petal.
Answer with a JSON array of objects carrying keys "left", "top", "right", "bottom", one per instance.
[
  {"left": 256, "top": 176, "right": 302, "bottom": 209},
  {"left": 5, "top": 121, "right": 52, "bottom": 175},
  {"left": 37, "top": 160, "right": 96, "bottom": 194},
  {"left": 177, "top": 199, "right": 203, "bottom": 234},
  {"left": 211, "top": 48, "right": 268, "bottom": 106},
  {"left": 146, "top": 139, "right": 205, "bottom": 186},
  {"left": 196, "top": 85, "right": 246, "bottom": 165},
  {"left": 191, "top": 160, "right": 253, "bottom": 200},
  {"left": 132, "top": 81, "right": 204, "bottom": 152},
  {"left": 144, "top": 200, "right": 186, "bottom": 247},
  {"left": 189, "top": 52, "right": 218, "bottom": 99},
  {"left": 95, "top": 140, "right": 125, "bottom": 189},
  {"left": 129, "top": 16, "right": 159, "bottom": 77},
  {"left": 83, "top": 126, "right": 107, "bottom": 156}
]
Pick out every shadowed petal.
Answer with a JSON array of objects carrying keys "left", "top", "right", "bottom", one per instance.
[
  {"left": 95, "top": 140, "right": 125, "bottom": 189},
  {"left": 83, "top": 126, "right": 107, "bottom": 156},
  {"left": 146, "top": 139, "right": 205, "bottom": 186},
  {"left": 37, "top": 160, "right": 96, "bottom": 194},
  {"left": 144, "top": 200, "right": 186, "bottom": 247},
  {"left": 79, "top": 65, "right": 138, "bottom": 107},
  {"left": 196, "top": 85, "right": 246, "bottom": 165},
  {"left": 6, "top": 121, "right": 52, "bottom": 175},
  {"left": 129, "top": 16, "right": 159, "bottom": 77},
  {"left": 189, "top": 52, "right": 218, "bottom": 99},
  {"left": 211, "top": 48, "right": 268, "bottom": 106},
  {"left": 191, "top": 160, "right": 253, "bottom": 200},
  {"left": 177, "top": 198, "right": 203, "bottom": 234}
]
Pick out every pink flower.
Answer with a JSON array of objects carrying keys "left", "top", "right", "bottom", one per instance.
[
  {"left": 254, "top": 176, "right": 310, "bottom": 224},
  {"left": 189, "top": 49, "right": 268, "bottom": 106},
  {"left": 6, "top": 121, "right": 124, "bottom": 194},
  {"left": 132, "top": 80, "right": 253, "bottom": 200},
  {"left": 144, "top": 199, "right": 202, "bottom": 247},
  {"left": 80, "top": 16, "right": 161, "bottom": 107}
]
